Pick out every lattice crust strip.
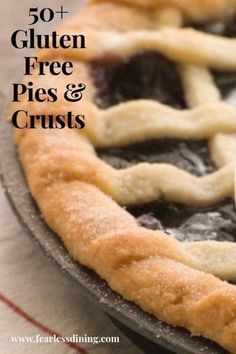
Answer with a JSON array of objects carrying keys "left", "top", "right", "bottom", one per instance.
[
  {"left": 13, "top": 2, "right": 236, "bottom": 353},
  {"left": 12, "top": 1, "right": 236, "bottom": 276},
  {"left": 39, "top": 27, "right": 236, "bottom": 69}
]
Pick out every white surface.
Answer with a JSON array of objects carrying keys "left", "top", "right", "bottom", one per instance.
[{"left": 0, "top": 185, "right": 140, "bottom": 354}]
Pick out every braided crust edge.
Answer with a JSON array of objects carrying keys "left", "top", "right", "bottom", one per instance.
[
  {"left": 13, "top": 1, "right": 236, "bottom": 352},
  {"left": 16, "top": 127, "right": 236, "bottom": 353}
]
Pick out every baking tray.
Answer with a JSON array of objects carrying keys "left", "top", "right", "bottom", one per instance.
[{"left": 0, "top": 105, "right": 229, "bottom": 354}]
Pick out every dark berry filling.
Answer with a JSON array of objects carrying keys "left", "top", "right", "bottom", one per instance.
[
  {"left": 98, "top": 139, "right": 215, "bottom": 176},
  {"left": 98, "top": 139, "right": 235, "bottom": 242},
  {"left": 90, "top": 44, "right": 235, "bottom": 242},
  {"left": 90, "top": 52, "right": 186, "bottom": 109},
  {"left": 130, "top": 200, "right": 236, "bottom": 242}
]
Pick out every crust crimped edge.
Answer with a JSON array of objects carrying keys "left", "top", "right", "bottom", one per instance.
[
  {"left": 13, "top": 1, "right": 236, "bottom": 352},
  {"left": 17, "top": 127, "right": 236, "bottom": 353}
]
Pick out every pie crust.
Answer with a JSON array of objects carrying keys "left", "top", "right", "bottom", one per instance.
[{"left": 12, "top": 1, "right": 236, "bottom": 352}]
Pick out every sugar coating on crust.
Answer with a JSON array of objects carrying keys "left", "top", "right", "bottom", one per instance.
[
  {"left": 13, "top": 1, "right": 236, "bottom": 352},
  {"left": 16, "top": 126, "right": 236, "bottom": 353}
]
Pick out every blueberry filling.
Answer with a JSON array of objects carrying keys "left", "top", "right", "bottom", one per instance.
[
  {"left": 90, "top": 45, "right": 236, "bottom": 242},
  {"left": 98, "top": 139, "right": 215, "bottom": 176},
  {"left": 130, "top": 200, "right": 236, "bottom": 242},
  {"left": 98, "top": 138, "right": 235, "bottom": 241},
  {"left": 90, "top": 52, "right": 186, "bottom": 109}
]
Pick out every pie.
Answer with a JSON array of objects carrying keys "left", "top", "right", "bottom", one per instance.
[{"left": 12, "top": 1, "right": 236, "bottom": 352}]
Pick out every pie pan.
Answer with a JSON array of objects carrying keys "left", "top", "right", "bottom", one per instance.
[{"left": 0, "top": 100, "right": 230, "bottom": 354}]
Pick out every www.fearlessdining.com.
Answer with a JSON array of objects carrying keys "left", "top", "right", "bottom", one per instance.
[{"left": 11, "top": 334, "right": 120, "bottom": 344}]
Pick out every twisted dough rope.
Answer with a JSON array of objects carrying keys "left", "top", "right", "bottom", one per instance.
[
  {"left": 13, "top": 100, "right": 236, "bottom": 207},
  {"left": 12, "top": 1, "right": 236, "bottom": 278},
  {"left": 17, "top": 127, "right": 236, "bottom": 354},
  {"left": 13, "top": 1, "right": 236, "bottom": 352},
  {"left": 11, "top": 0, "right": 236, "bottom": 277}
]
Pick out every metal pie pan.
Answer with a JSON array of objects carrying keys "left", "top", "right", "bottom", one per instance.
[{"left": 0, "top": 106, "right": 229, "bottom": 354}]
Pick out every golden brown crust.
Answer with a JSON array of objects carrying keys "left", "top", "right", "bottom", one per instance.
[
  {"left": 91, "top": 0, "right": 236, "bottom": 22},
  {"left": 66, "top": 2, "right": 151, "bottom": 32},
  {"left": 17, "top": 127, "right": 236, "bottom": 353},
  {"left": 13, "top": 1, "right": 236, "bottom": 352}
]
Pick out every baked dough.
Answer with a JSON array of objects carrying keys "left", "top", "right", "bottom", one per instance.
[
  {"left": 91, "top": 0, "right": 236, "bottom": 22},
  {"left": 13, "top": 1, "right": 236, "bottom": 352}
]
